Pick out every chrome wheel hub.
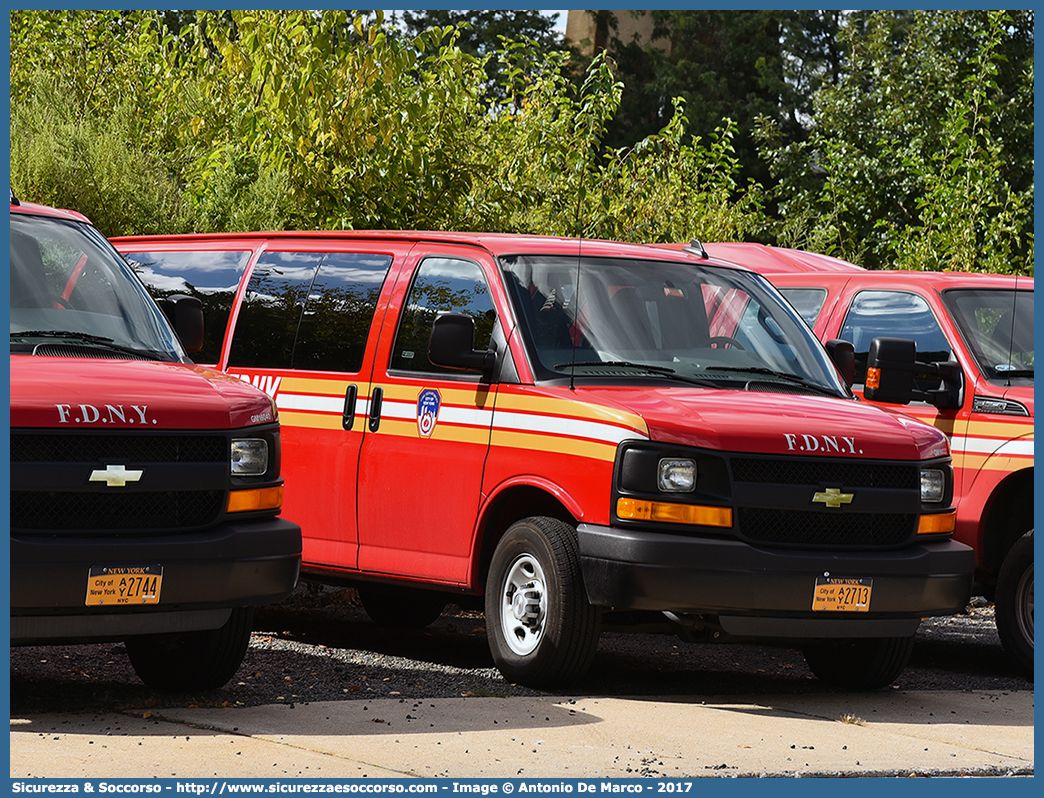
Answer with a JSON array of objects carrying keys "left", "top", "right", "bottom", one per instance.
[{"left": 500, "top": 554, "right": 547, "bottom": 656}]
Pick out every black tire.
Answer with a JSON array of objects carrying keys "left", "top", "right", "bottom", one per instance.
[
  {"left": 485, "top": 516, "right": 600, "bottom": 688},
  {"left": 124, "top": 607, "right": 253, "bottom": 692},
  {"left": 995, "top": 529, "right": 1033, "bottom": 676},
  {"left": 802, "top": 635, "right": 915, "bottom": 690},
  {"left": 358, "top": 586, "right": 446, "bottom": 629}
]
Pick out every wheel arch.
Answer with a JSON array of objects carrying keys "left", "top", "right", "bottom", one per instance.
[
  {"left": 473, "top": 481, "right": 580, "bottom": 593},
  {"left": 980, "top": 466, "right": 1034, "bottom": 589}
]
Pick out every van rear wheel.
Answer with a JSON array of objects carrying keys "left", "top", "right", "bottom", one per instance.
[
  {"left": 485, "top": 517, "right": 600, "bottom": 688},
  {"left": 125, "top": 607, "right": 253, "bottom": 692},
  {"left": 802, "top": 634, "right": 915, "bottom": 690},
  {"left": 995, "top": 529, "right": 1033, "bottom": 676}
]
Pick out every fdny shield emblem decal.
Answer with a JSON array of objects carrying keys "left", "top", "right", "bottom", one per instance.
[{"left": 417, "top": 389, "right": 441, "bottom": 438}]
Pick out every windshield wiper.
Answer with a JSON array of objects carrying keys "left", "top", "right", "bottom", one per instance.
[
  {"left": 12, "top": 330, "right": 159, "bottom": 359},
  {"left": 704, "top": 365, "right": 840, "bottom": 396},
  {"left": 555, "top": 360, "right": 717, "bottom": 388},
  {"left": 556, "top": 360, "right": 678, "bottom": 375}
]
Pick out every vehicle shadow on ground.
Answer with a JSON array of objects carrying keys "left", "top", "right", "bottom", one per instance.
[{"left": 11, "top": 600, "right": 1028, "bottom": 719}]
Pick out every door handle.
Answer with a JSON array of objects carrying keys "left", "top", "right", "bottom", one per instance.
[
  {"left": 342, "top": 384, "right": 358, "bottom": 430},
  {"left": 368, "top": 386, "right": 383, "bottom": 432}
]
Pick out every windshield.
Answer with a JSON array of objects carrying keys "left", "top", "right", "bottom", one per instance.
[
  {"left": 10, "top": 212, "right": 186, "bottom": 361},
  {"left": 500, "top": 254, "right": 849, "bottom": 397},
  {"left": 942, "top": 288, "right": 1034, "bottom": 385}
]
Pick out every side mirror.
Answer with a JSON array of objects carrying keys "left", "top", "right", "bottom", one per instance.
[
  {"left": 428, "top": 313, "right": 496, "bottom": 375},
  {"left": 865, "top": 336, "right": 962, "bottom": 409},
  {"left": 825, "top": 339, "right": 855, "bottom": 387},
  {"left": 161, "top": 294, "right": 204, "bottom": 354},
  {"left": 864, "top": 337, "right": 916, "bottom": 404}
]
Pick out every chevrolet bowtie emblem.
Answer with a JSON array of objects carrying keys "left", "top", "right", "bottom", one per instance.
[
  {"left": 812, "top": 487, "right": 854, "bottom": 508},
  {"left": 89, "top": 464, "right": 144, "bottom": 487}
]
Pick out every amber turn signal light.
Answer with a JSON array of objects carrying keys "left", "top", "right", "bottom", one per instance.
[
  {"left": 917, "top": 511, "right": 956, "bottom": 535},
  {"left": 227, "top": 486, "right": 284, "bottom": 513},
  {"left": 617, "top": 498, "right": 732, "bottom": 528}
]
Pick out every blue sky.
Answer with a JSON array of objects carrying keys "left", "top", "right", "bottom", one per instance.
[{"left": 542, "top": 9, "right": 569, "bottom": 33}]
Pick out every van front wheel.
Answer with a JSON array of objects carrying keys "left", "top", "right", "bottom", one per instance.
[
  {"left": 485, "top": 517, "right": 600, "bottom": 688},
  {"left": 802, "top": 634, "right": 915, "bottom": 690},
  {"left": 995, "top": 529, "right": 1033, "bottom": 676},
  {"left": 125, "top": 607, "right": 253, "bottom": 692}
]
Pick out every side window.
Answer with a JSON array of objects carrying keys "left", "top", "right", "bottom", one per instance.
[
  {"left": 228, "top": 251, "right": 394, "bottom": 372},
  {"left": 840, "top": 290, "right": 953, "bottom": 389},
  {"left": 779, "top": 287, "right": 828, "bottom": 327},
  {"left": 121, "top": 250, "right": 251, "bottom": 364},
  {"left": 293, "top": 252, "right": 394, "bottom": 373},
  {"left": 228, "top": 251, "right": 320, "bottom": 369},
  {"left": 391, "top": 257, "right": 495, "bottom": 374}
]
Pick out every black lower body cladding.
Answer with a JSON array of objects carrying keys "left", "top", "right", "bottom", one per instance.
[
  {"left": 10, "top": 518, "right": 301, "bottom": 644},
  {"left": 577, "top": 524, "right": 974, "bottom": 640}
]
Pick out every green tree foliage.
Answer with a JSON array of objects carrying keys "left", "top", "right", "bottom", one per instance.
[
  {"left": 596, "top": 10, "right": 842, "bottom": 191},
  {"left": 391, "top": 9, "right": 577, "bottom": 103},
  {"left": 9, "top": 9, "right": 764, "bottom": 244},
  {"left": 9, "top": 11, "right": 194, "bottom": 235},
  {"left": 9, "top": 10, "right": 1033, "bottom": 275},
  {"left": 758, "top": 10, "right": 1033, "bottom": 273}
]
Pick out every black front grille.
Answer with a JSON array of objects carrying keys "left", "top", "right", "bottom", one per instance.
[
  {"left": 11, "top": 490, "right": 225, "bottom": 532},
  {"left": 730, "top": 455, "right": 923, "bottom": 548},
  {"left": 738, "top": 507, "right": 916, "bottom": 547},
  {"left": 731, "top": 458, "right": 917, "bottom": 490},
  {"left": 11, "top": 434, "right": 227, "bottom": 464},
  {"left": 11, "top": 431, "right": 230, "bottom": 534}
]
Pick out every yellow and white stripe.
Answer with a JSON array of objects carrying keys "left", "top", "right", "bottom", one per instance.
[
  {"left": 490, "top": 391, "right": 649, "bottom": 462},
  {"left": 275, "top": 377, "right": 362, "bottom": 431},
  {"left": 268, "top": 375, "right": 650, "bottom": 463}
]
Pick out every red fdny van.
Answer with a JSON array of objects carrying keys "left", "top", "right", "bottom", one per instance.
[
  {"left": 112, "top": 231, "right": 974, "bottom": 689},
  {"left": 707, "top": 242, "right": 1033, "bottom": 674},
  {"left": 10, "top": 194, "right": 302, "bottom": 691}
]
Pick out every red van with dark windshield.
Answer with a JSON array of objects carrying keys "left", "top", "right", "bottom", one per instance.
[
  {"left": 707, "top": 242, "right": 1033, "bottom": 674},
  {"left": 111, "top": 231, "right": 974, "bottom": 689},
  {"left": 10, "top": 193, "right": 301, "bottom": 691}
]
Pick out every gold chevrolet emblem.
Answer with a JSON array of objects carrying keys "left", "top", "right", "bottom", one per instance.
[
  {"left": 812, "top": 487, "right": 854, "bottom": 508},
  {"left": 89, "top": 464, "right": 144, "bottom": 487}
]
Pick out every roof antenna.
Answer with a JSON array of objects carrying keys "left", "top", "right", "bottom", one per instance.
[
  {"left": 1003, "top": 272, "right": 1021, "bottom": 387},
  {"left": 569, "top": 215, "right": 583, "bottom": 393},
  {"left": 684, "top": 240, "right": 708, "bottom": 259}
]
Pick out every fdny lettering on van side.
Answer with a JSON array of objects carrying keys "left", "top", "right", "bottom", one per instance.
[
  {"left": 784, "top": 433, "right": 862, "bottom": 455},
  {"left": 235, "top": 373, "right": 282, "bottom": 399},
  {"left": 55, "top": 404, "right": 156, "bottom": 425}
]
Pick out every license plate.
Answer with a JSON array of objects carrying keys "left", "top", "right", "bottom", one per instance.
[
  {"left": 812, "top": 576, "right": 872, "bottom": 612},
  {"left": 85, "top": 566, "right": 163, "bottom": 606}
]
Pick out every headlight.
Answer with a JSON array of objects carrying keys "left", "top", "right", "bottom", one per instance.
[
  {"left": 231, "top": 438, "right": 269, "bottom": 476},
  {"left": 920, "top": 468, "right": 945, "bottom": 503},
  {"left": 658, "top": 458, "right": 696, "bottom": 492}
]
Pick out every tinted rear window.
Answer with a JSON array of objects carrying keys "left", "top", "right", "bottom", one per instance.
[{"left": 121, "top": 249, "right": 251, "bottom": 364}]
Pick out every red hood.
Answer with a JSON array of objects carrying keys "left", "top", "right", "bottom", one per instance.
[
  {"left": 578, "top": 386, "right": 950, "bottom": 461},
  {"left": 10, "top": 356, "right": 277, "bottom": 430}
]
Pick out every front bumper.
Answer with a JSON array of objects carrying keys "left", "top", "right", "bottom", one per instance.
[
  {"left": 10, "top": 517, "right": 301, "bottom": 644},
  {"left": 578, "top": 524, "right": 974, "bottom": 640}
]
